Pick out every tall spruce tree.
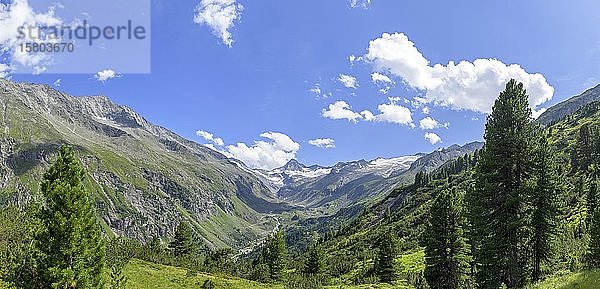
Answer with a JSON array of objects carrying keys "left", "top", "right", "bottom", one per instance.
[
  {"left": 169, "top": 221, "right": 194, "bottom": 257},
  {"left": 303, "top": 245, "right": 322, "bottom": 275},
  {"left": 424, "top": 189, "right": 471, "bottom": 289},
  {"left": 594, "top": 128, "right": 600, "bottom": 167},
  {"left": 471, "top": 79, "right": 535, "bottom": 288},
  {"left": 106, "top": 237, "right": 133, "bottom": 289},
  {"left": 576, "top": 124, "right": 594, "bottom": 172},
  {"left": 587, "top": 208, "right": 600, "bottom": 268},
  {"left": 265, "top": 231, "right": 287, "bottom": 282},
  {"left": 375, "top": 230, "right": 397, "bottom": 283},
  {"left": 587, "top": 177, "right": 598, "bottom": 226},
  {"left": 530, "top": 135, "right": 559, "bottom": 282},
  {"left": 34, "top": 146, "right": 105, "bottom": 288}
]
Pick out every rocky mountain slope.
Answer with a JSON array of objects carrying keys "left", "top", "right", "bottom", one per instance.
[
  {"left": 0, "top": 78, "right": 488, "bottom": 250},
  {"left": 0, "top": 78, "right": 288, "bottom": 249},
  {"left": 537, "top": 84, "right": 600, "bottom": 125}
]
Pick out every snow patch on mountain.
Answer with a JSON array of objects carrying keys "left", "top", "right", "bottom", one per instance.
[
  {"left": 365, "top": 155, "right": 421, "bottom": 177},
  {"left": 284, "top": 167, "right": 332, "bottom": 179},
  {"left": 257, "top": 155, "right": 420, "bottom": 191}
]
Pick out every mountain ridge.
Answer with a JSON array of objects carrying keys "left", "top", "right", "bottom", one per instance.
[
  {"left": 537, "top": 84, "right": 600, "bottom": 125},
  {"left": 0, "top": 78, "right": 286, "bottom": 249},
  {"left": 258, "top": 141, "right": 482, "bottom": 213}
]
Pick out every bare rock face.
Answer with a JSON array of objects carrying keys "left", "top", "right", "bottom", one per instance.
[{"left": 0, "top": 78, "right": 285, "bottom": 249}]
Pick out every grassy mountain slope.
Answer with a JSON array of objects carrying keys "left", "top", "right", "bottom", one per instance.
[
  {"left": 0, "top": 79, "right": 286, "bottom": 249},
  {"left": 309, "top": 167, "right": 473, "bottom": 286},
  {"left": 282, "top": 142, "right": 482, "bottom": 255},
  {"left": 307, "top": 99, "right": 600, "bottom": 287},
  {"left": 537, "top": 84, "right": 600, "bottom": 126}
]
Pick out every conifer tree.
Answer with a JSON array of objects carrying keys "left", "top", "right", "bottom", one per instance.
[
  {"left": 106, "top": 237, "right": 135, "bottom": 289},
  {"left": 146, "top": 237, "right": 164, "bottom": 255},
  {"left": 303, "top": 245, "right": 322, "bottom": 275},
  {"left": 530, "top": 135, "right": 559, "bottom": 282},
  {"left": 33, "top": 146, "right": 105, "bottom": 288},
  {"left": 375, "top": 230, "right": 397, "bottom": 283},
  {"left": 587, "top": 176, "right": 598, "bottom": 226},
  {"left": 471, "top": 79, "right": 535, "bottom": 288},
  {"left": 424, "top": 189, "right": 471, "bottom": 289},
  {"left": 169, "top": 221, "right": 194, "bottom": 257},
  {"left": 251, "top": 254, "right": 271, "bottom": 283},
  {"left": 594, "top": 128, "right": 600, "bottom": 167},
  {"left": 265, "top": 231, "right": 287, "bottom": 282},
  {"left": 576, "top": 124, "right": 594, "bottom": 172},
  {"left": 587, "top": 208, "right": 600, "bottom": 268}
]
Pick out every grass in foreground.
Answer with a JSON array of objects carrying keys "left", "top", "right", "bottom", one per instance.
[
  {"left": 125, "top": 259, "right": 412, "bottom": 289},
  {"left": 323, "top": 284, "right": 411, "bottom": 289},
  {"left": 527, "top": 270, "right": 600, "bottom": 289},
  {"left": 14, "top": 260, "right": 597, "bottom": 289},
  {"left": 124, "top": 259, "right": 282, "bottom": 289}
]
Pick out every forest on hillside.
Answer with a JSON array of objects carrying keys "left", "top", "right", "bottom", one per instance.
[{"left": 1, "top": 79, "right": 600, "bottom": 288}]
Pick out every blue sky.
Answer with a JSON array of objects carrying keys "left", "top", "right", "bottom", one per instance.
[{"left": 3, "top": 0, "right": 600, "bottom": 169}]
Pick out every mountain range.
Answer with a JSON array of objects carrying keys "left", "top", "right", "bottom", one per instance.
[
  {"left": 257, "top": 142, "right": 482, "bottom": 215},
  {"left": 4, "top": 77, "right": 594, "bottom": 251}
]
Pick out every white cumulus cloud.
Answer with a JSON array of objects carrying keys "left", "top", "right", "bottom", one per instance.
[
  {"left": 371, "top": 72, "right": 392, "bottom": 84},
  {"left": 322, "top": 101, "right": 363, "bottom": 123},
  {"left": 372, "top": 72, "right": 393, "bottom": 94},
  {"left": 338, "top": 74, "right": 358, "bottom": 89},
  {"left": 308, "top": 138, "right": 335, "bottom": 149},
  {"left": 94, "top": 69, "right": 120, "bottom": 83},
  {"left": 194, "top": 0, "right": 243, "bottom": 47},
  {"left": 225, "top": 132, "right": 300, "bottom": 170},
  {"left": 418, "top": 116, "right": 448, "bottom": 130},
  {"left": 361, "top": 97, "right": 413, "bottom": 126},
  {"left": 424, "top": 132, "right": 442, "bottom": 145},
  {"left": 196, "top": 130, "right": 224, "bottom": 146},
  {"left": 322, "top": 98, "right": 413, "bottom": 126},
  {"left": 419, "top": 117, "right": 439, "bottom": 130},
  {"left": 363, "top": 32, "right": 554, "bottom": 114}
]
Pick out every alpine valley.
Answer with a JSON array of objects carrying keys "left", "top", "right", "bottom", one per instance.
[
  {"left": 0, "top": 78, "right": 482, "bottom": 250},
  {"left": 2, "top": 78, "right": 600, "bottom": 289}
]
